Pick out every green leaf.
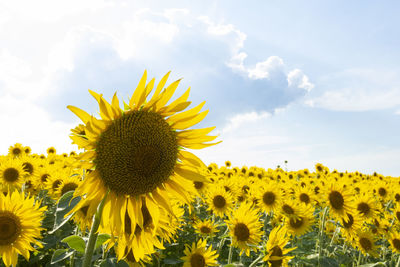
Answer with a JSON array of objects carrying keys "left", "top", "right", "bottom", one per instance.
[
  {"left": 95, "top": 233, "right": 111, "bottom": 250},
  {"left": 50, "top": 191, "right": 81, "bottom": 234},
  {"left": 163, "top": 257, "right": 183, "bottom": 265},
  {"left": 62, "top": 235, "right": 86, "bottom": 254},
  {"left": 51, "top": 249, "right": 74, "bottom": 264},
  {"left": 100, "top": 258, "right": 130, "bottom": 267}
]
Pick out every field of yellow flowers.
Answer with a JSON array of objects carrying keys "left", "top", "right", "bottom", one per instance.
[{"left": 1, "top": 72, "right": 399, "bottom": 267}]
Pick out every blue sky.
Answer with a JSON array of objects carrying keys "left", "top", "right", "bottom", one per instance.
[{"left": 1, "top": 1, "right": 400, "bottom": 175}]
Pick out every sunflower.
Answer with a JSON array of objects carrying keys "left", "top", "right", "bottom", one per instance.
[
  {"left": 54, "top": 173, "right": 82, "bottom": 199},
  {"left": 278, "top": 198, "right": 304, "bottom": 221},
  {"left": 181, "top": 239, "right": 218, "bottom": 267},
  {"left": 44, "top": 168, "right": 70, "bottom": 199},
  {"left": 255, "top": 180, "right": 282, "bottom": 214},
  {"left": 263, "top": 226, "right": 296, "bottom": 267},
  {"left": 0, "top": 190, "right": 47, "bottom": 267},
  {"left": 226, "top": 202, "right": 263, "bottom": 256},
  {"left": 0, "top": 156, "right": 27, "bottom": 192},
  {"left": 68, "top": 70, "right": 219, "bottom": 256},
  {"left": 283, "top": 204, "right": 315, "bottom": 237},
  {"left": 206, "top": 186, "right": 234, "bottom": 218},
  {"left": 293, "top": 184, "right": 315, "bottom": 206},
  {"left": 353, "top": 230, "right": 379, "bottom": 258},
  {"left": 323, "top": 181, "right": 354, "bottom": 222},
  {"left": 46, "top": 146, "right": 57, "bottom": 155},
  {"left": 340, "top": 211, "right": 362, "bottom": 241},
  {"left": 194, "top": 218, "right": 219, "bottom": 238},
  {"left": 8, "top": 143, "right": 24, "bottom": 158},
  {"left": 23, "top": 146, "right": 31, "bottom": 155},
  {"left": 72, "top": 202, "right": 95, "bottom": 232},
  {"left": 353, "top": 192, "right": 378, "bottom": 220},
  {"left": 388, "top": 232, "right": 400, "bottom": 254}
]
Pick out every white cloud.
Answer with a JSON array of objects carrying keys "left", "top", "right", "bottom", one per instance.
[
  {"left": 0, "top": 95, "right": 77, "bottom": 155},
  {"left": 307, "top": 68, "right": 400, "bottom": 111},
  {"left": 222, "top": 111, "right": 271, "bottom": 133},
  {"left": 248, "top": 56, "right": 284, "bottom": 80},
  {"left": 287, "top": 68, "right": 314, "bottom": 92}
]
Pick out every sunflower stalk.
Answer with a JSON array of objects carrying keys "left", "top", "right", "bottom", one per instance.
[
  {"left": 228, "top": 240, "right": 234, "bottom": 264},
  {"left": 249, "top": 254, "right": 263, "bottom": 267},
  {"left": 396, "top": 254, "right": 400, "bottom": 267},
  {"left": 82, "top": 190, "right": 109, "bottom": 267},
  {"left": 317, "top": 206, "right": 328, "bottom": 266}
]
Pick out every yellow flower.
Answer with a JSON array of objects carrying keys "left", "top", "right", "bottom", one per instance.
[
  {"left": 0, "top": 156, "right": 27, "bottom": 192},
  {"left": 68, "top": 70, "right": 219, "bottom": 260},
  {"left": 181, "top": 239, "right": 218, "bottom": 267},
  {"left": 389, "top": 232, "right": 400, "bottom": 254},
  {"left": 353, "top": 230, "right": 379, "bottom": 258},
  {"left": 323, "top": 181, "right": 355, "bottom": 222},
  {"left": 206, "top": 186, "right": 234, "bottom": 218},
  {"left": 226, "top": 202, "right": 263, "bottom": 256},
  {"left": 284, "top": 204, "right": 315, "bottom": 237},
  {"left": 8, "top": 143, "right": 24, "bottom": 158},
  {"left": 263, "top": 226, "right": 295, "bottom": 267},
  {"left": 0, "top": 191, "right": 47, "bottom": 267},
  {"left": 194, "top": 218, "right": 219, "bottom": 237}
]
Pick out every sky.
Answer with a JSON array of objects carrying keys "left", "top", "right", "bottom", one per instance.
[{"left": 1, "top": 0, "right": 400, "bottom": 176}]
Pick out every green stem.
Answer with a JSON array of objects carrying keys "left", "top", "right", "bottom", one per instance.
[
  {"left": 249, "top": 254, "right": 263, "bottom": 267},
  {"left": 228, "top": 240, "right": 234, "bottom": 264},
  {"left": 82, "top": 190, "right": 109, "bottom": 267},
  {"left": 396, "top": 254, "right": 400, "bottom": 267},
  {"left": 329, "top": 224, "right": 340, "bottom": 247},
  {"left": 318, "top": 207, "right": 328, "bottom": 267},
  {"left": 356, "top": 250, "right": 362, "bottom": 267}
]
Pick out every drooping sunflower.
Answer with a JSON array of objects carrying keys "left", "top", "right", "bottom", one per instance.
[
  {"left": 0, "top": 190, "right": 47, "bottom": 267},
  {"left": 0, "top": 156, "right": 27, "bottom": 192},
  {"left": 181, "top": 239, "right": 218, "bottom": 267},
  {"left": 226, "top": 202, "right": 263, "bottom": 256},
  {"left": 68, "top": 71, "right": 219, "bottom": 248},
  {"left": 263, "top": 226, "right": 296, "bottom": 267}
]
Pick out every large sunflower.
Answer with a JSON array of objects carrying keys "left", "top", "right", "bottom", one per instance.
[
  {"left": 0, "top": 191, "right": 47, "bottom": 267},
  {"left": 68, "top": 71, "right": 219, "bottom": 246}
]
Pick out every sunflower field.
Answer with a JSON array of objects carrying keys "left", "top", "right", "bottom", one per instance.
[{"left": 1, "top": 72, "right": 400, "bottom": 267}]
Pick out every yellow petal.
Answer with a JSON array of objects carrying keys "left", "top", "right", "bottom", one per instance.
[
  {"left": 146, "top": 71, "right": 171, "bottom": 106},
  {"left": 172, "top": 110, "right": 209, "bottom": 130},
  {"left": 174, "top": 164, "right": 207, "bottom": 182},
  {"left": 155, "top": 79, "right": 182, "bottom": 109},
  {"left": 178, "top": 150, "right": 206, "bottom": 169},
  {"left": 67, "top": 105, "right": 91, "bottom": 123},
  {"left": 129, "top": 70, "right": 147, "bottom": 108},
  {"left": 167, "top": 101, "right": 205, "bottom": 123},
  {"left": 177, "top": 126, "right": 216, "bottom": 138}
]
